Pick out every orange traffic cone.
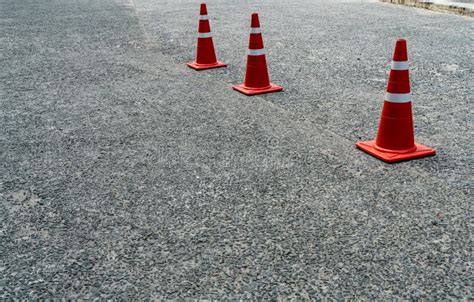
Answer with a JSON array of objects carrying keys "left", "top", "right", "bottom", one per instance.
[
  {"left": 356, "top": 39, "right": 436, "bottom": 163},
  {"left": 233, "top": 13, "right": 283, "bottom": 96},
  {"left": 187, "top": 3, "right": 226, "bottom": 70}
]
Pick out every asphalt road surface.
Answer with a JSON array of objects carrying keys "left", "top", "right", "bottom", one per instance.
[{"left": 1, "top": 0, "right": 472, "bottom": 299}]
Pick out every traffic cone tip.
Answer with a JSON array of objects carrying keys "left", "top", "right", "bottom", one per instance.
[
  {"left": 251, "top": 13, "right": 260, "bottom": 28},
  {"left": 393, "top": 38, "right": 408, "bottom": 61},
  {"left": 200, "top": 3, "right": 207, "bottom": 15}
]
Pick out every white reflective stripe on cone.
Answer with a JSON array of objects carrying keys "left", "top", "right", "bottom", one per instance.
[
  {"left": 385, "top": 92, "right": 412, "bottom": 103},
  {"left": 248, "top": 48, "right": 266, "bottom": 56},
  {"left": 198, "top": 32, "right": 212, "bottom": 38},
  {"left": 199, "top": 15, "right": 209, "bottom": 20},
  {"left": 391, "top": 61, "right": 409, "bottom": 70},
  {"left": 250, "top": 27, "right": 262, "bottom": 34}
]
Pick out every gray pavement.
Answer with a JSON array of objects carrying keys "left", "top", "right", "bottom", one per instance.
[{"left": 0, "top": 0, "right": 472, "bottom": 299}]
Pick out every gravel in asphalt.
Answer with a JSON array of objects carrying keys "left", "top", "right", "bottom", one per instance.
[{"left": 1, "top": 0, "right": 472, "bottom": 299}]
